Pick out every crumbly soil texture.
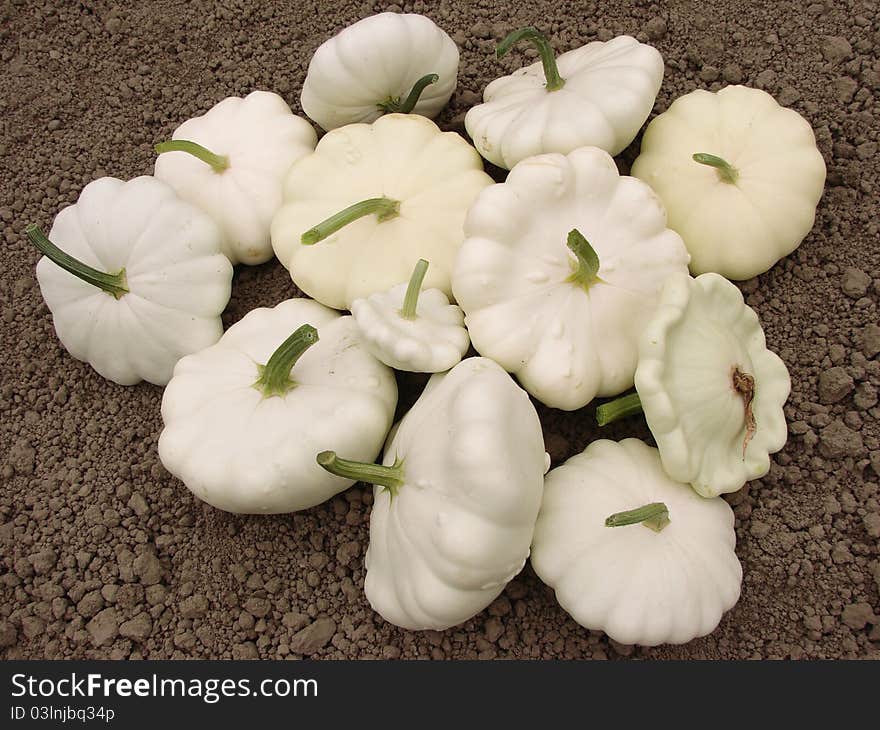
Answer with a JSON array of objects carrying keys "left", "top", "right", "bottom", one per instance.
[{"left": 1, "top": 0, "right": 879, "bottom": 660}]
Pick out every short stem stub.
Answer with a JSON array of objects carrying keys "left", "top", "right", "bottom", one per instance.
[
  {"left": 155, "top": 139, "right": 229, "bottom": 173},
  {"left": 27, "top": 224, "right": 128, "bottom": 299},
  {"left": 596, "top": 392, "right": 643, "bottom": 426},
  {"left": 301, "top": 197, "right": 400, "bottom": 246},
  {"left": 497, "top": 27, "right": 565, "bottom": 91},
  {"left": 400, "top": 259, "right": 430, "bottom": 320},
  {"left": 316, "top": 451, "right": 405, "bottom": 498},
  {"left": 379, "top": 73, "right": 440, "bottom": 114},
  {"left": 254, "top": 324, "right": 319, "bottom": 398},
  {"left": 732, "top": 366, "right": 756, "bottom": 458},
  {"left": 692, "top": 153, "right": 738, "bottom": 184},
  {"left": 605, "top": 502, "right": 670, "bottom": 533},
  {"left": 566, "top": 229, "right": 602, "bottom": 290}
]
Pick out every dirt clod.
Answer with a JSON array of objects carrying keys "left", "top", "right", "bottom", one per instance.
[
  {"left": 180, "top": 595, "right": 209, "bottom": 619},
  {"left": 819, "top": 420, "right": 865, "bottom": 459},
  {"left": 821, "top": 36, "right": 853, "bottom": 64},
  {"left": 861, "top": 325, "right": 880, "bottom": 358},
  {"left": 842, "top": 267, "right": 872, "bottom": 298},
  {"left": 0, "top": 621, "right": 18, "bottom": 648},
  {"left": 77, "top": 591, "right": 105, "bottom": 619},
  {"left": 86, "top": 608, "right": 119, "bottom": 647},
  {"left": 119, "top": 612, "right": 153, "bottom": 642},
  {"left": 864, "top": 513, "right": 880, "bottom": 539},
  {"left": 645, "top": 18, "right": 667, "bottom": 41},
  {"left": 132, "top": 552, "right": 164, "bottom": 586},
  {"left": 818, "top": 367, "right": 855, "bottom": 403},
  {"left": 289, "top": 618, "right": 337, "bottom": 655},
  {"left": 841, "top": 603, "right": 876, "bottom": 631}
]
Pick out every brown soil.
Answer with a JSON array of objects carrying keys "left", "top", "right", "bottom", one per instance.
[{"left": 1, "top": 0, "right": 879, "bottom": 660}]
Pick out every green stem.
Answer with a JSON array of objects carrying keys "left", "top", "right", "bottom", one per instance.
[
  {"left": 400, "top": 259, "right": 430, "bottom": 320},
  {"left": 316, "top": 451, "right": 405, "bottom": 497},
  {"left": 378, "top": 73, "right": 440, "bottom": 114},
  {"left": 497, "top": 27, "right": 565, "bottom": 91},
  {"left": 596, "top": 392, "right": 643, "bottom": 426},
  {"left": 566, "top": 229, "right": 601, "bottom": 290},
  {"left": 692, "top": 153, "right": 738, "bottom": 184},
  {"left": 301, "top": 197, "right": 400, "bottom": 246},
  {"left": 253, "top": 324, "right": 319, "bottom": 397},
  {"left": 605, "top": 502, "right": 670, "bottom": 533},
  {"left": 155, "top": 139, "right": 229, "bottom": 173},
  {"left": 26, "top": 224, "right": 128, "bottom": 299}
]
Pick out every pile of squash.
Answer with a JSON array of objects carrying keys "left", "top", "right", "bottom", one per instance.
[{"left": 29, "top": 13, "right": 825, "bottom": 646}]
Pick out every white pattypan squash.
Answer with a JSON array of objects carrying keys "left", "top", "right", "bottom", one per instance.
[
  {"left": 599, "top": 273, "right": 791, "bottom": 497},
  {"left": 465, "top": 28, "right": 663, "bottom": 170},
  {"left": 271, "top": 113, "right": 493, "bottom": 310},
  {"left": 159, "top": 298, "right": 397, "bottom": 514},
  {"left": 317, "top": 357, "right": 549, "bottom": 630},
  {"left": 636, "top": 273, "right": 791, "bottom": 495},
  {"left": 531, "top": 438, "right": 742, "bottom": 646},
  {"left": 301, "top": 12, "right": 459, "bottom": 131},
  {"left": 452, "top": 146, "right": 690, "bottom": 411},
  {"left": 29, "top": 176, "right": 232, "bottom": 387},
  {"left": 351, "top": 259, "right": 469, "bottom": 373},
  {"left": 154, "top": 90, "right": 317, "bottom": 265},
  {"left": 631, "top": 85, "right": 826, "bottom": 280}
]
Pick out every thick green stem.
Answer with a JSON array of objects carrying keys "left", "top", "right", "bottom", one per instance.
[
  {"left": 497, "top": 27, "right": 565, "bottom": 91},
  {"left": 378, "top": 73, "right": 439, "bottom": 114},
  {"left": 605, "top": 502, "right": 670, "bottom": 532},
  {"left": 27, "top": 224, "right": 128, "bottom": 299},
  {"left": 566, "top": 229, "right": 602, "bottom": 290},
  {"left": 316, "top": 451, "right": 405, "bottom": 497},
  {"left": 301, "top": 198, "right": 400, "bottom": 246},
  {"left": 155, "top": 139, "right": 229, "bottom": 173},
  {"left": 692, "top": 153, "right": 738, "bottom": 184},
  {"left": 253, "top": 324, "right": 319, "bottom": 397},
  {"left": 400, "top": 259, "right": 430, "bottom": 320},
  {"left": 596, "top": 392, "right": 643, "bottom": 426}
]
